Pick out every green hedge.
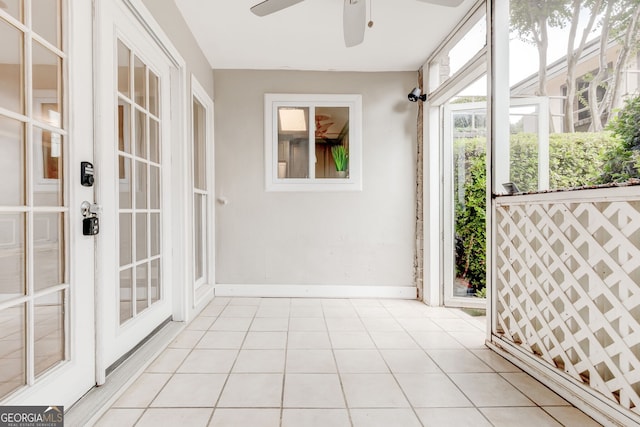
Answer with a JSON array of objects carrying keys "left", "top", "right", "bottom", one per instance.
[{"left": 454, "top": 131, "right": 624, "bottom": 294}]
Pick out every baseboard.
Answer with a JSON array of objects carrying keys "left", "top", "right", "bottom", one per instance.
[{"left": 214, "top": 284, "right": 417, "bottom": 299}]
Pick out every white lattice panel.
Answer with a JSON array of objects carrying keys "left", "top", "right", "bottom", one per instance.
[{"left": 495, "top": 195, "right": 640, "bottom": 414}]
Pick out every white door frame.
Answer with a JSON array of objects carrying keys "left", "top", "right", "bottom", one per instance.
[{"left": 93, "top": 0, "right": 188, "bottom": 383}]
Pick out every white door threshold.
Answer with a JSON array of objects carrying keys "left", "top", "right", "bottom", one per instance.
[{"left": 65, "top": 321, "right": 185, "bottom": 427}]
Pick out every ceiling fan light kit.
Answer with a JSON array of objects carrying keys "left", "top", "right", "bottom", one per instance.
[{"left": 250, "top": 0, "right": 464, "bottom": 47}]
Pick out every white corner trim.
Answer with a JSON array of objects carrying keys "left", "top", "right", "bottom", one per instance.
[{"left": 214, "top": 284, "right": 416, "bottom": 299}]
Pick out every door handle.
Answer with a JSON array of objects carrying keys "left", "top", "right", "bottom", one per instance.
[{"left": 81, "top": 201, "right": 102, "bottom": 217}]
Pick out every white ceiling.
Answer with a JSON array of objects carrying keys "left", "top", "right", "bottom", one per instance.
[{"left": 174, "top": 0, "right": 474, "bottom": 72}]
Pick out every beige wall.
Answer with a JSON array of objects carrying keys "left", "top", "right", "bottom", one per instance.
[
  {"left": 142, "top": 0, "right": 213, "bottom": 96},
  {"left": 214, "top": 70, "right": 418, "bottom": 287}
]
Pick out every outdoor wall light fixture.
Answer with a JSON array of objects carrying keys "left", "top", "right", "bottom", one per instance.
[{"left": 408, "top": 87, "right": 426, "bottom": 102}]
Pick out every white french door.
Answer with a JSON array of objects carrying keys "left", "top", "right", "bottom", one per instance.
[
  {"left": 94, "top": 0, "right": 174, "bottom": 377},
  {"left": 0, "top": 0, "right": 95, "bottom": 407}
]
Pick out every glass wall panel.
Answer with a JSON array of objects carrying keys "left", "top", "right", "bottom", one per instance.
[
  {"left": 0, "top": 18, "right": 24, "bottom": 114},
  {"left": 193, "top": 99, "right": 206, "bottom": 189},
  {"left": 315, "top": 106, "right": 349, "bottom": 179},
  {"left": 277, "top": 107, "right": 309, "bottom": 179},
  {"left": 117, "top": 40, "right": 130, "bottom": 98},
  {"left": 32, "top": 42, "right": 61, "bottom": 125},
  {"left": 31, "top": 0, "right": 61, "bottom": 49},
  {"left": 119, "top": 268, "right": 133, "bottom": 324}
]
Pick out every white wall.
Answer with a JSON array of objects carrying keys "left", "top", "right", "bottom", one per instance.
[{"left": 214, "top": 70, "right": 418, "bottom": 290}]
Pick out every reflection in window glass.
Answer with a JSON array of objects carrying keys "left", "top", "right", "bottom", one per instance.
[
  {"left": 34, "top": 291, "right": 65, "bottom": 377},
  {"left": 277, "top": 107, "right": 309, "bottom": 179},
  {"left": 315, "top": 107, "right": 349, "bottom": 179},
  {"left": 0, "top": 19, "right": 23, "bottom": 114},
  {"left": 0, "top": 304, "right": 26, "bottom": 397}
]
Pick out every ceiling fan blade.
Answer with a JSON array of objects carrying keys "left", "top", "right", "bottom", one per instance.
[
  {"left": 250, "top": 0, "right": 305, "bottom": 17},
  {"left": 416, "top": 0, "right": 465, "bottom": 7},
  {"left": 343, "top": 0, "right": 366, "bottom": 47}
]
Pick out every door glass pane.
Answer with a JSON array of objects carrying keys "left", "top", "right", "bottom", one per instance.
[
  {"left": 150, "top": 259, "right": 160, "bottom": 304},
  {"left": 0, "top": 304, "right": 26, "bottom": 397},
  {"left": 135, "top": 161, "right": 147, "bottom": 209},
  {"left": 149, "top": 118, "right": 159, "bottom": 163},
  {"left": 119, "top": 156, "right": 131, "bottom": 209},
  {"left": 117, "top": 41, "right": 130, "bottom": 98},
  {"left": 119, "top": 268, "right": 133, "bottom": 324},
  {"left": 194, "top": 193, "right": 204, "bottom": 281},
  {"left": 33, "top": 128, "right": 63, "bottom": 206},
  {"left": 2, "top": 0, "right": 22, "bottom": 22},
  {"left": 136, "top": 263, "right": 148, "bottom": 313},
  {"left": 32, "top": 42, "right": 61, "bottom": 124},
  {"left": 135, "top": 108, "right": 146, "bottom": 159},
  {"left": 149, "top": 165, "right": 159, "bottom": 209},
  {"left": 136, "top": 213, "right": 147, "bottom": 261},
  {"left": 31, "top": 0, "right": 61, "bottom": 49},
  {"left": 0, "top": 19, "right": 24, "bottom": 114},
  {"left": 34, "top": 291, "right": 64, "bottom": 377},
  {"left": 118, "top": 102, "right": 131, "bottom": 154},
  {"left": 149, "top": 70, "right": 158, "bottom": 117},
  {"left": 0, "top": 213, "right": 25, "bottom": 297},
  {"left": 33, "top": 212, "right": 64, "bottom": 291},
  {"left": 119, "top": 213, "right": 132, "bottom": 266},
  {"left": 133, "top": 55, "right": 146, "bottom": 108},
  {"left": 509, "top": 105, "right": 540, "bottom": 192},
  {"left": 0, "top": 116, "right": 24, "bottom": 206},
  {"left": 150, "top": 213, "right": 160, "bottom": 257},
  {"left": 277, "top": 107, "right": 309, "bottom": 179},
  {"left": 193, "top": 99, "right": 206, "bottom": 189}
]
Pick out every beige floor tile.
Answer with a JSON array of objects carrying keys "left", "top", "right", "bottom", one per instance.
[
  {"left": 228, "top": 297, "right": 262, "bottom": 306},
  {"left": 112, "top": 373, "right": 171, "bottom": 407},
  {"left": 196, "top": 331, "right": 246, "bottom": 349},
  {"left": 329, "top": 331, "right": 376, "bottom": 349},
  {"left": 209, "top": 408, "right": 280, "bottom": 427},
  {"left": 355, "top": 307, "right": 391, "bottom": 318},
  {"left": 470, "top": 349, "right": 521, "bottom": 372},
  {"left": 201, "top": 304, "right": 226, "bottom": 317},
  {"left": 217, "top": 373, "right": 283, "bottom": 407},
  {"left": 543, "top": 406, "right": 602, "bottom": 427},
  {"left": 94, "top": 408, "right": 144, "bottom": 427},
  {"left": 249, "top": 317, "right": 289, "bottom": 332},
  {"left": 427, "top": 349, "right": 493, "bottom": 373},
  {"left": 334, "top": 349, "right": 389, "bottom": 373},
  {"left": 449, "top": 373, "right": 535, "bottom": 407},
  {"left": 258, "top": 298, "right": 291, "bottom": 307},
  {"left": 146, "top": 348, "right": 190, "bottom": 373},
  {"left": 395, "top": 318, "right": 442, "bottom": 331},
  {"left": 242, "top": 331, "right": 287, "bottom": 349},
  {"left": 210, "top": 317, "right": 252, "bottom": 331},
  {"left": 281, "top": 409, "right": 350, "bottom": 427},
  {"left": 289, "top": 317, "right": 326, "bottom": 331},
  {"left": 169, "top": 330, "right": 206, "bottom": 349},
  {"left": 232, "top": 349, "right": 285, "bottom": 373},
  {"left": 290, "top": 298, "right": 322, "bottom": 307},
  {"left": 379, "top": 349, "right": 441, "bottom": 373},
  {"left": 409, "top": 331, "right": 465, "bottom": 350},
  {"left": 502, "top": 372, "right": 570, "bottom": 406},
  {"left": 325, "top": 317, "right": 366, "bottom": 331},
  {"left": 480, "top": 407, "right": 563, "bottom": 427},
  {"left": 448, "top": 330, "right": 488, "bottom": 349},
  {"left": 350, "top": 408, "right": 422, "bottom": 427},
  {"left": 150, "top": 373, "right": 226, "bottom": 407},
  {"left": 136, "top": 408, "right": 213, "bottom": 427},
  {"left": 394, "top": 373, "right": 473, "bottom": 408},
  {"left": 177, "top": 349, "right": 238, "bottom": 373},
  {"left": 361, "top": 318, "right": 403, "bottom": 331},
  {"left": 432, "top": 318, "right": 482, "bottom": 332},
  {"left": 341, "top": 373, "right": 410, "bottom": 408},
  {"left": 208, "top": 297, "right": 231, "bottom": 306},
  {"left": 415, "top": 408, "right": 492, "bottom": 427},
  {"left": 322, "top": 307, "right": 359, "bottom": 318},
  {"left": 283, "top": 373, "right": 345, "bottom": 407},
  {"left": 287, "top": 331, "right": 331, "bottom": 349},
  {"left": 220, "top": 305, "right": 257, "bottom": 318},
  {"left": 255, "top": 306, "right": 290, "bottom": 318},
  {"left": 186, "top": 316, "right": 216, "bottom": 331},
  {"left": 369, "top": 331, "right": 420, "bottom": 349},
  {"left": 286, "top": 349, "right": 337, "bottom": 373},
  {"left": 290, "top": 305, "right": 324, "bottom": 317}
]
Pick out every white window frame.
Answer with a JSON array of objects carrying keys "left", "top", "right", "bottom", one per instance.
[{"left": 264, "top": 93, "right": 362, "bottom": 192}]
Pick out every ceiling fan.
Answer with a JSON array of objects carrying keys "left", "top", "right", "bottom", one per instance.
[{"left": 250, "top": 0, "right": 465, "bottom": 47}]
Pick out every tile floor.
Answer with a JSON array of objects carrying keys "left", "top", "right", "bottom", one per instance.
[{"left": 93, "top": 297, "right": 601, "bottom": 427}]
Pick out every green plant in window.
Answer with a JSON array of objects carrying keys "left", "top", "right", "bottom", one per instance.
[{"left": 331, "top": 145, "right": 348, "bottom": 172}]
